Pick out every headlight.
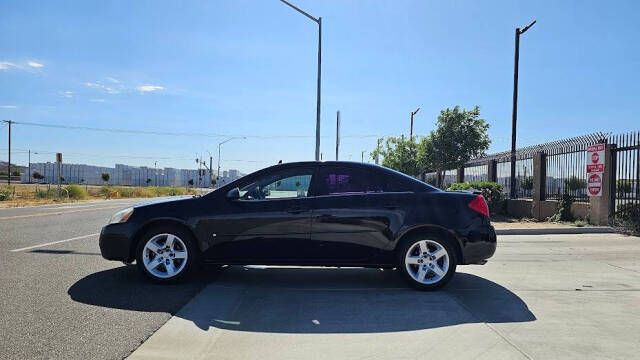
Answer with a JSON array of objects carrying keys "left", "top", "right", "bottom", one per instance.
[{"left": 109, "top": 207, "right": 134, "bottom": 224}]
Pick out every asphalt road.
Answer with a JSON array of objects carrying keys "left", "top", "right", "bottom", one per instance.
[{"left": 0, "top": 198, "right": 209, "bottom": 360}]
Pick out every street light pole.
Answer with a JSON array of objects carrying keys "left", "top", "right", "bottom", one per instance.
[
  {"left": 410, "top": 107, "right": 420, "bottom": 139},
  {"left": 217, "top": 137, "right": 246, "bottom": 188},
  {"left": 335, "top": 110, "right": 340, "bottom": 161},
  {"left": 510, "top": 19, "right": 536, "bottom": 199},
  {"left": 279, "top": 0, "right": 322, "bottom": 161}
]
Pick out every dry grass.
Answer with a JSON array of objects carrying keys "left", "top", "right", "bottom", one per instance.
[{"left": 0, "top": 184, "right": 206, "bottom": 208}]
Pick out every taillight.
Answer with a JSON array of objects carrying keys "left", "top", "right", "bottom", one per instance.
[{"left": 468, "top": 195, "right": 489, "bottom": 217}]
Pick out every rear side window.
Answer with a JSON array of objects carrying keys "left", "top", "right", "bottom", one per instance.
[{"left": 314, "top": 167, "right": 388, "bottom": 195}]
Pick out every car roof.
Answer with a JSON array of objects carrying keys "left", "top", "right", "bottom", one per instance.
[{"left": 268, "top": 161, "right": 385, "bottom": 170}]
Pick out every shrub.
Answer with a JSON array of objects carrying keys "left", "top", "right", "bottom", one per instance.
[
  {"left": 64, "top": 185, "right": 88, "bottom": 199},
  {"left": 447, "top": 181, "right": 505, "bottom": 214},
  {"left": 614, "top": 203, "right": 640, "bottom": 236},
  {"left": 0, "top": 186, "right": 16, "bottom": 201},
  {"left": 101, "top": 173, "right": 110, "bottom": 184},
  {"left": 548, "top": 193, "right": 574, "bottom": 222},
  {"left": 35, "top": 188, "right": 57, "bottom": 198},
  {"left": 100, "top": 186, "right": 116, "bottom": 199}
]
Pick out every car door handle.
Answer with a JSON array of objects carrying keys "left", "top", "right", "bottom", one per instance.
[
  {"left": 286, "top": 207, "right": 310, "bottom": 214},
  {"left": 383, "top": 204, "right": 399, "bottom": 210}
]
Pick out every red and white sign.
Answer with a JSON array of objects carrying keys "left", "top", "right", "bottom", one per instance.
[
  {"left": 587, "top": 173, "right": 602, "bottom": 196},
  {"left": 586, "top": 144, "right": 605, "bottom": 174},
  {"left": 586, "top": 143, "right": 605, "bottom": 197}
]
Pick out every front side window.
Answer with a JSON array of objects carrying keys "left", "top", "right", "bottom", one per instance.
[
  {"left": 316, "top": 167, "right": 387, "bottom": 195},
  {"left": 239, "top": 168, "right": 312, "bottom": 200}
]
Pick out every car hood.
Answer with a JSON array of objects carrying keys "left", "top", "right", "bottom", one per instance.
[{"left": 131, "top": 196, "right": 195, "bottom": 209}]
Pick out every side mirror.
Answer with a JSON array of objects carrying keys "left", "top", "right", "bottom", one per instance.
[{"left": 226, "top": 187, "right": 240, "bottom": 200}]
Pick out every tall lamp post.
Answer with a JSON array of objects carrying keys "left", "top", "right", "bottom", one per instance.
[
  {"left": 217, "top": 137, "right": 246, "bottom": 188},
  {"left": 510, "top": 19, "right": 536, "bottom": 199},
  {"left": 410, "top": 107, "right": 420, "bottom": 139},
  {"left": 279, "top": 0, "right": 322, "bottom": 161}
]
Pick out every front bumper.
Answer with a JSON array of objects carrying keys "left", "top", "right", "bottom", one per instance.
[
  {"left": 99, "top": 223, "right": 135, "bottom": 262},
  {"left": 459, "top": 223, "right": 497, "bottom": 265}
]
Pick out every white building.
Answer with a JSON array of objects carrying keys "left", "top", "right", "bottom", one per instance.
[{"left": 21, "top": 162, "right": 244, "bottom": 187}]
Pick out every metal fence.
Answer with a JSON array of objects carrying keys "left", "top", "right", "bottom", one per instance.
[
  {"left": 610, "top": 131, "right": 640, "bottom": 214},
  {"left": 463, "top": 164, "right": 488, "bottom": 182},
  {"left": 441, "top": 169, "right": 457, "bottom": 189}
]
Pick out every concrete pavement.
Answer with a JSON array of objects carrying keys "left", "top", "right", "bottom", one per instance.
[{"left": 129, "top": 233, "right": 640, "bottom": 360}]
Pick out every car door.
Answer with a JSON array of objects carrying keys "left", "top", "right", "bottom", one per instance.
[
  {"left": 309, "top": 165, "right": 407, "bottom": 263},
  {"left": 204, "top": 166, "right": 316, "bottom": 263}
]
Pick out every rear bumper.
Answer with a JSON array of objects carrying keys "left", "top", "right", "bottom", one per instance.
[
  {"left": 459, "top": 222, "right": 497, "bottom": 265},
  {"left": 99, "top": 223, "right": 135, "bottom": 262}
]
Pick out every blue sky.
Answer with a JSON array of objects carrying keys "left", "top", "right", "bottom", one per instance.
[{"left": 1, "top": 0, "right": 639, "bottom": 173}]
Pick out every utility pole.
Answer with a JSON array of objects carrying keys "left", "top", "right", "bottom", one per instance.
[
  {"left": 28, "top": 150, "right": 31, "bottom": 183},
  {"left": 3, "top": 120, "right": 12, "bottom": 185},
  {"left": 280, "top": 0, "right": 322, "bottom": 160},
  {"left": 209, "top": 156, "right": 213, "bottom": 187},
  {"left": 375, "top": 138, "right": 382, "bottom": 165},
  {"left": 410, "top": 107, "right": 420, "bottom": 139},
  {"left": 335, "top": 110, "right": 340, "bottom": 161},
  {"left": 154, "top": 161, "right": 158, "bottom": 186},
  {"left": 510, "top": 19, "right": 536, "bottom": 199},
  {"left": 361, "top": 150, "right": 365, "bottom": 163}
]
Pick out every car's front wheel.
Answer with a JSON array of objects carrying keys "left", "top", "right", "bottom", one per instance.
[
  {"left": 135, "top": 226, "right": 198, "bottom": 282},
  {"left": 398, "top": 234, "right": 457, "bottom": 290}
]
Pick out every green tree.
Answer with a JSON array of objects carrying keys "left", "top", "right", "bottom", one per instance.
[
  {"left": 417, "top": 106, "right": 490, "bottom": 174},
  {"left": 101, "top": 172, "right": 110, "bottom": 184},
  {"left": 520, "top": 176, "right": 534, "bottom": 191},
  {"left": 187, "top": 179, "right": 194, "bottom": 187},
  {"left": 146, "top": 178, "right": 152, "bottom": 186},
  {"left": 370, "top": 135, "right": 420, "bottom": 176},
  {"left": 564, "top": 176, "right": 586, "bottom": 192},
  {"left": 32, "top": 171, "right": 44, "bottom": 182}
]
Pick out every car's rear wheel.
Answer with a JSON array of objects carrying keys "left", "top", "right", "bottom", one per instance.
[
  {"left": 135, "top": 226, "right": 198, "bottom": 282},
  {"left": 398, "top": 234, "right": 457, "bottom": 290}
]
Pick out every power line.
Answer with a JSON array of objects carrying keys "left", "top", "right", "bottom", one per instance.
[{"left": 11, "top": 120, "right": 391, "bottom": 139}]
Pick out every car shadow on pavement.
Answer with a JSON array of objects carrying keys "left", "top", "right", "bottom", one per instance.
[
  {"left": 69, "top": 266, "right": 535, "bottom": 333},
  {"left": 67, "top": 265, "right": 220, "bottom": 314}
]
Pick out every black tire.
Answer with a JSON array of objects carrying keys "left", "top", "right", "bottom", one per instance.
[
  {"left": 135, "top": 225, "right": 200, "bottom": 283},
  {"left": 397, "top": 233, "right": 457, "bottom": 290}
]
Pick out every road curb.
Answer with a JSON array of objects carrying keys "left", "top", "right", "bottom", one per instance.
[{"left": 495, "top": 227, "right": 616, "bottom": 235}]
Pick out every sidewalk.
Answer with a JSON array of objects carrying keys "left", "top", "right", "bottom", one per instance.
[{"left": 493, "top": 220, "right": 615, "bottom": 235}]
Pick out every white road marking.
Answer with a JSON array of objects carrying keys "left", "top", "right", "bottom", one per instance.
[
  {"left": 9, "top": 233, "right": 100, "bottom": 252},
  {"left": 0, "top": 205, "right": 125, "bottom": 220}
]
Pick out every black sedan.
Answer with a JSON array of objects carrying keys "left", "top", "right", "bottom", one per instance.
[{"left": 99, "top": 161, "right": 496, "bottom": 290}]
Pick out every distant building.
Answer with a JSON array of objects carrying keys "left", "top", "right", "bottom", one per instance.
[{"left": 21, "top": 162, "right": 244, "bottom": 188}]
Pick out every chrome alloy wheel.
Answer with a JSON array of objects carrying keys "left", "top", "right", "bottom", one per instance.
[
  {"left": 404, "top": 239, "right": 450, "bottom": 285},
  {"left": 142, "top": 233, "right": 188, "bottom": 279}
]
